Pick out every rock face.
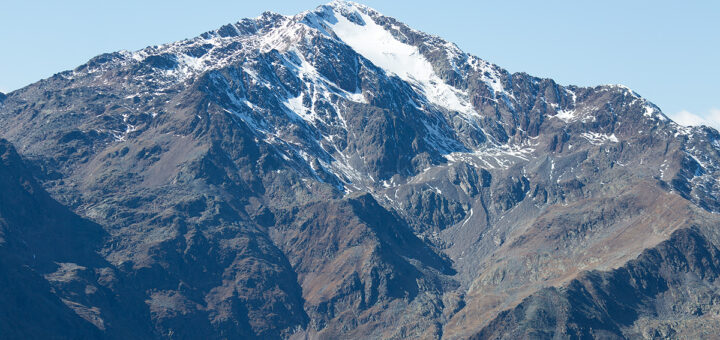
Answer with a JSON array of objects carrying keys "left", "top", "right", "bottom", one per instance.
[
  {"left": 0, "top": 140, "right": 151, "bottom": 339},
  {"left": 1, "top": 1, "right": 720, "bottom": 338},
  {"left": 472, "top": 227, "right": 720, "bottom": 339}
]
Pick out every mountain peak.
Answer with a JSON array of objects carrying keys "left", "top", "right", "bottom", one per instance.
[
  {"left": 324, "top": 0, "right": 373, "bottom": 11},
  {"left": 2, "top": 2, "right": 720, "bottom": 339}
]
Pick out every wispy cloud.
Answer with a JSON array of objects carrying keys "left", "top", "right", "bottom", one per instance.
[{"left": 668, "top": 108, "right": 720, "bottom": 131}]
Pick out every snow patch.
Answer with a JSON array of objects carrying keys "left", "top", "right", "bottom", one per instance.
[
  {"left": 555, "top": 109, "right": 576, "bottom": 122},
  {"left": 446, "top": 144, "right": 535, "bottom": 169},
  {"left": 642, "top": 103, "right": 668, "bottom": 121},
  {"left": 580, "top": 132, "right": 619, "bottom": 145},
  {"left": 323, "top": 7, "right": 478, "bottom": 117},
  {"left": 283, "top": 94, "right": 312, "bottom": 121}
]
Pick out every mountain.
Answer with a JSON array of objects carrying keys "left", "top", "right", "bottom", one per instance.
[
  {"left": 1, "top": 1, "right": 720, "bottom": 338},
  {"left": 0, "top": 139, "right": 154, "bottom": 338}
]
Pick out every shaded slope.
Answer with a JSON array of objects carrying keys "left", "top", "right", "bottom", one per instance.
[
  {"left": 473, "top": 226, "right": 720, "bottom": 339},
  {"left": 0, "top": 139, "right": 151, "bottom": 339}
]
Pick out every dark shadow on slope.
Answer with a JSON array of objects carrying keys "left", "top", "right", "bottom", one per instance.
[
  {"left": 0, "top": 139, "right": 154, "bottom": 339},
  {"left": 472, "top": 227, "right": 720, "bottom": 339}
]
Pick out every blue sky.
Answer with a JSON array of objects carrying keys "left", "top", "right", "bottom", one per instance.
[{"left": 1, "top": 1, "right": 718, "bottom": 128}]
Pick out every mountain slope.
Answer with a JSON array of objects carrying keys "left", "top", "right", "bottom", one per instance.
[
  {"left": 473, "top": 226, "right": 720, "bottom": 339},
  {"left": 1, "top": 1, "right": 720, "bottom": 338},
  {"left": 0, "top": 139, "right": 156, "bottom": 338}
]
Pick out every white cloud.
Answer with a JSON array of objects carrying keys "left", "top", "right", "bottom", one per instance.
[
  {"left": 671, "top": 110, "right": 710, "bottom": 126},
  {"left": 668, "top": 108, "right": 720, "bottom": 131}
]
